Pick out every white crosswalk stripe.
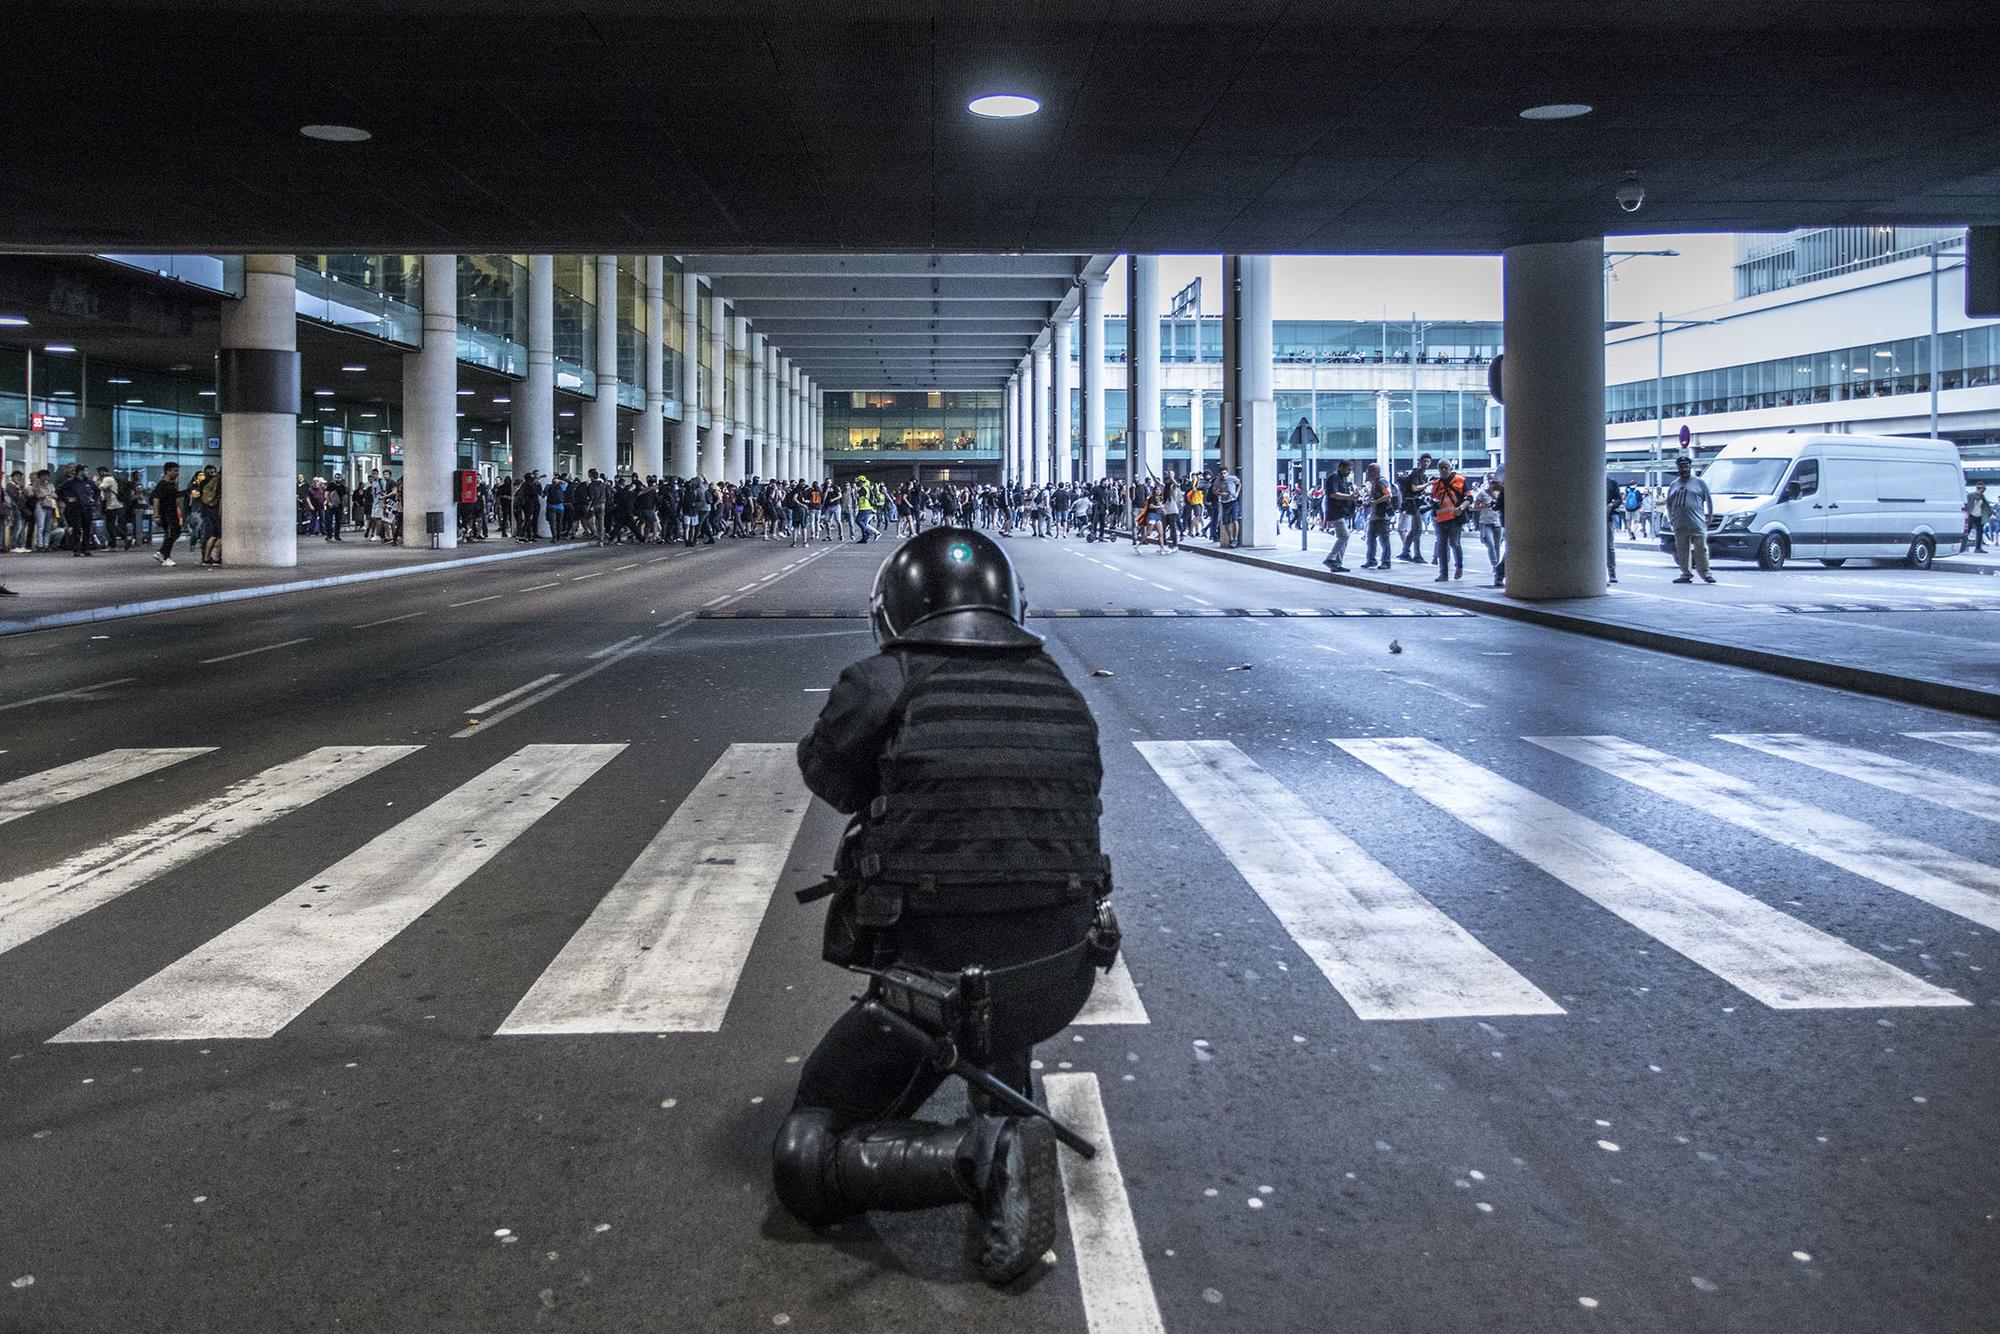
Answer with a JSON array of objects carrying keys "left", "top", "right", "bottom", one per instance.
[
  {"left": 499, "top": 744, "right": 811, "bottom": 1035},
  {"left": 1073, "top": 955, "right": 1148, "bottom": 1025},
  {"left": 1906, "top": 730, "right": 2000, "bottom": 760},
  {"left": 1531, "top": 734, "right": 2000, "bottom": 933},
  {"left": 1138, "top": 740, "right": 1561, "bottom": 1020},
  {"left": 1719, "top": 732, "right": 2000, "bottom": 825},
  {"left": 1339, "top": 737, "right": 1962, "bottom": 1010},
  {"left": 0, "top": 749, "right": 213, "bottom": 827},
  {"left": 55, "top": 745, "right": 622, "bottom": 1043},
  {"left": 1044, "top": 1073, "right": 1166, "bottom": 1334},
  {"left": 0, "top": 746, "right": 417, "bottom": 958}
]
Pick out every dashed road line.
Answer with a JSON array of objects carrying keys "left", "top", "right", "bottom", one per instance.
[
  {"left": 448, "top": 595, "right": 501, "bottom": 608},
  {"left": 589, "top": 635, "right": 642, "bottom": 660},
  {"left": 465, "top": 674, "right": 564, "bottom": 715},
  {"left": 0, "top": 678, "right": 138, "bottom": 714},
  {"left": 199, "top": 637, "right": 311, "bottom": 666},
  {"left": 353, "top": 611, "right": 421, "bottom": 629}
]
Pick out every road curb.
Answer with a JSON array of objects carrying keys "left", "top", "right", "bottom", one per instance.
[
  {"left": 1182, "top": 542, "right": 2000, "bottom": 721},
  {"left": 0, "top": 541, "right": 596, "bottom": 636}
]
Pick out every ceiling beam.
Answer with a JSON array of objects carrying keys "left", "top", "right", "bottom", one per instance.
[
  {"left": 709, "top": 276, "right": 1070, "bottom": 303},
  {"left": 729, "top": 300, "right": 1049, "bottom": 323},
  {"left": 749, "top": 317, "right": 1044, "bottom": 335},
  {"left": 684, "top": 254, "right": 1085, "bottom": 280}
]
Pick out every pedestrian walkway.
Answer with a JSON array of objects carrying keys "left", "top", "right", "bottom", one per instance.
[
  {"left": 0, "top": 535, "right": 597, "bottom": 635},
  {"left": 1187, "top": 528, "right": 2000, "bottom": 719},
  {"left": 6, "top": 725, "right": 1990, "bottom": 1048}
]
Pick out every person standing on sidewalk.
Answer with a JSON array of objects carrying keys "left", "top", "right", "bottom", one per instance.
[
  {"left": 1217, "top": 467, "right": 1242, "bottom": 548},
  {"left": 1965, "top": 482, "right": 1991, "bottom": 553},
  {"left": 151, "top": 462, "right": 185, "bottom": 567},
  {"left": 1605, "top": 475, "right": 1622, "bottom": 585},
  {"left": 1322, "top": 460, "right": 1356, "bottom": 572},
  {"left": 1361, "top": 463, "right": 1394, "bottom": 570},
  {"left": 1471, "top": 476, "right": 1504, "bottom": 583},
  {"left": 1665, "top": 455, "right": 1715, "bottom": 584},
  {"left": 1431, "top": 458, "right": 1467, "bottom": 582},
  {"left": 1397, "top": 455, "right": 1431, "bottom": 564},
  {"left": 58, "top": 464, "right": 98, "bottom": 556}
]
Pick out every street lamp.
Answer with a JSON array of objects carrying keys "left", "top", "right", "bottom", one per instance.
[{"left": 1604, "top": 249, "right": 1680, "bottom": 318}]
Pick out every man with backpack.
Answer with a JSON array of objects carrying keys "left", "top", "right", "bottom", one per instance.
[{"left": 1322, "top": 460, "right": 1356, "bottom": 572}]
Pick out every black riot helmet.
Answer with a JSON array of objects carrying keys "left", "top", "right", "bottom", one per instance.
[{"left": 869, "top": 526, "right": 1040, "bottom": 649}]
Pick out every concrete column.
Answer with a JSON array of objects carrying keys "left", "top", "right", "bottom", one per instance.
[
  {"left": 1007, "top": 372, "right": 1022, "bottom": 483},
  {"left": 1500, "top": 238, "right": 1608, "bottom": 599},
  {"left": 1128, "top": 255, "right": 1163, "bottom": 483},
  {"left": 807, "top": 379, "right": 819, "bottom": 477},
  {"left": 789, "top": 364, "right": 803, "bottom": 479},
  {"left": 399, "top": 253, "right": 459, "bottom": 551},
  {"left": 673, "top": 268, "right": 700, "bottom": 478},
  {"left": 1052, "top": 317, "right": 1073, "bottom": 485},
  {"left": 725, "top": 315, "right": 748, "bottom": 481},
  {"left": 1223, "top": 254, "right": 1277, "bottom": 548},
  {"left": 774, "top": 356, "right": 790, "bottom": 479},
  {"left": 512, "top": 255, "right": 555, "bottom": 533},
  {"left": 582, "top": 253, "right": 618, "bottom": 479},
  {"left": 1080, "top": 274, "right": 1107, "bottom": 481},
  {"left": 1187, "top": 390, "right": 1204, "bottom": 476},
  {"left": 1033, "top": 340, "right": 1052, "bottom": 488},
  {"left": 218, "top": 253, "right": 299, "bottom": 566},
  {"left": 748, "top": 332, "right": 767, "bottom": 480},
  {"left": 636, "top": 255, "right": 666, "bottom": 479},
  {"left": 702, "top": 293, "right": 727, "bottom": 480}
]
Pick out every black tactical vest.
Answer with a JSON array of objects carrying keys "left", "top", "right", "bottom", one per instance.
[{"left": 853, "top": 649, "right": 1105, "bottom": 922}]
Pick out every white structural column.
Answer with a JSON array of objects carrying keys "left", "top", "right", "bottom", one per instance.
[
  {"left": 774, "top": 355, "right": 791, "bottom": 479},
  {"left": 702, "top": 293, "right": 727, "bottom": 481},
  {"left": 1052, "top": 317, "right": 1074, "bottom": 485},
  {"left": 218, "top": 254, "right": 300, "bottom": 566},
  {"left": 726, "top": 315, "right": 749, "bottom": 481},
  {"left": 761, "top": 346, "right": 778, "bottom": 478},
  {"left": 1187, "top": 389, "right": 1205, "bottom": 477},
  {"left": 1128, "top": 254, "right": 1163, "bottom": 483},
  {"left": 789, "top": 364, "right": 803, "bottom": 479},
  {"left": 582, "top": 253, "right": 618, "bottom": 479},
  {"left": 635, "top": 256, "right": 666, "bottom": 479},
  {"left": 1007, "top": 371, "right": 1023, "bottom": 484},
  {"left": 1500, "top": 238, "right": 1608, "bottom": 598},
  {"left": 808, "top": 378, "right": 820, "bottom": 477},
  {"left": 513, "top": 255, "right": 556, "bottom": 532},
  {"left": 401, "top": 253, "right": 459, "bottom": 551},
  {"left": 1033, "top": 338, "right": 1053, "bottom": 487},
  {"left": 1080, "top": 274, "right": 1107, "bottom": 481},
  {"left": 748, "top": 331, "right": 767, "bottom": 479},
  {"left": 1223, "top": 254, "right": 1277, "bottom": 548},
  {"left": 673, "top": 268, "right": 700, "bottom": 478}
]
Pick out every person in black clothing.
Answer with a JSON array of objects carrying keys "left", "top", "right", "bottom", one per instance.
[
  {"left": 774, "top": 526, "right": 1112, "bottom": 1286},
  {"left": 58, "top": 465, "right": 97, "bottom": 556},
  {"left": 1605, "top": 474, "right": 1622, "bottom": 585},
  {"left": 151, "top": 462, "right": 184, "bottom": 566},
  {"left": 1397, "top": 454, "right": 1432, "bottom": 563}
]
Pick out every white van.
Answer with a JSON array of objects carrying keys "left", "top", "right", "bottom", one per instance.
[{"left": 1658, "top": 433, "right": 1966, "bottom": 570}]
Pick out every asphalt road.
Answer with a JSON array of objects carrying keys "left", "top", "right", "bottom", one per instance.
[{"left": 1, "top": 527, "right": 1995, "bottom": 1334}]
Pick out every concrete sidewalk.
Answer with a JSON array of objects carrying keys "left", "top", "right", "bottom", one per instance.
[
  {"left": 1180, "top": 528, "right": 2000, "bottom": 720},
  {"left": 1610, "top": 529, "right": 2000, "bottom": 573},
  {"left": 0, "top": 535, "right": 594, "bottom": 635}
]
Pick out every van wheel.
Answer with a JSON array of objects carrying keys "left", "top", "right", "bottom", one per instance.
[
  {"left": 1818, "top": 559, "right": 1847, "bottom": 568},
  {"left": 1757, "top": 534, "right": 1789, "bottom": 571},
  {"left": 1906, "top": 536, "right": 1935, "bottom": 570}
]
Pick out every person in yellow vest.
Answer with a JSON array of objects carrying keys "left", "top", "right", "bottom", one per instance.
[
  {"left": 854, "top": 474, "right": 879, "bottom": 543},
  {"left": 1430, "top": 458, "right": 1467, "bottom": 582}
]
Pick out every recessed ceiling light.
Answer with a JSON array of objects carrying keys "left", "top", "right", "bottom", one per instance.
[
  {"left": 0, "top": 315, "right": 29, "bottom": 327},
  {"left": 457, "top": 389, "right": 474, "bottom": 396},
  {"left": 1519, "top": 103, "right": 1593, "bottom": 120},
  {"left": 492, "top": 396, "right": 510, "bottom": 404},
  {"left": 44, "top": 343, "right": 76, "bottom": 354},
  {"left": 341, "top": 363, "right": 367, "bottom": 372},
  {"left": 197, "top": 389, "right": 217, "bottom": 397},
  {"left": 301, "top": 124, "right": 371, "bottom": 143},
  {"left": 358, "top": 411, "right": 379, "bottom": 418},
  {"left": 559, "top": 410, "right": 576, "bottom": 418},
  {"left": 125, "top": 398, "right": 144, "bottom": 405},
  {"left": 52, "top": 389, "right": 74, "bottom": 397},
  {"left": 456, "top": 412, "right": 466, "bottom": 418},
  {"left": 968, "top": 94, "right": 1040, "bottom": 119},
  {"left": 314, "top": 388, "right": 335, "bottom": 396},
  {"left": 106, "top": 377, "right": 132, "bottom": 385}
]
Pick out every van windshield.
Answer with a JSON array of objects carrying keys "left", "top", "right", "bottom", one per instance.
[{"left": 1700, "top": 456, "right": 1788, "bottom": 496}]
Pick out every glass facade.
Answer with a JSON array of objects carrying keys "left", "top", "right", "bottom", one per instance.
[
  {"left": 0, "top": 349, "right": 220, "bottom": 478},
  {"left": 1607, "top": 328, "right": 2000, "bottom": 425},
  {"left": 296, "top": 255, "right": 423, "bottom": 345},
  {"left": 552, "top": 254, "right": 596, "bottom": 394},
  {"left": 1078, "top": 317, "right": 1500, "bottom": 365},
  {"left": 825, "top": 391, "right": 1001, "bottom": 458},
  {"left": 662, "top": 256, "right": 683, "bottom": 414},
  {"left": 456, "top": 254, "right": 528, "bottom": 376},
  {"left": 1733, "top": 227, "right": 1965, "bottom": 298},
  {"left": 616, "top": 256, "right": 644, "bottom": 410},
  {"left": 99, "top": 254, "right": 243, "bottom": 296},
  {"left": 696, "top": 283, "right": 711, "bottom": 415}
]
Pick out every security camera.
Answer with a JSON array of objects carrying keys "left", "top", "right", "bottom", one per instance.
[{"left": 1615, "top": 173, "right": 1646, "bottom": 214}]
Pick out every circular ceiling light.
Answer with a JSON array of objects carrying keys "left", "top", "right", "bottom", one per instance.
[
  {"left": 968, "top": 94, "right": 1040, "bottom": 119},
  {"left": 301, "top": 124, "right": 371, "bottom": 143},
  {"left": 1519, "top": 103, "right": 1593, "bottom": 121}
]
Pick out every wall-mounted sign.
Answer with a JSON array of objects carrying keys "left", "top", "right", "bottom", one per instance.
[{"left": 29, "top": 412, "right": 68, "bottom": 433}]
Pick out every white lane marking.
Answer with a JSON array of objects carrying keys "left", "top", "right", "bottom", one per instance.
[
  {"left": 0, "top": 749, "right": 213, "bottom": 829},
  {"left": 0, "top": 679, "right": 139, "bottom": 716},
  {"left": 465, "top": 674, "right": 563, "bottom": 716},
  {"left": 499, "top": 745, "right": 810, "bottom": 1034},
  {"left": 449, "top": 595, "right": 502, "bottom": 608},
  {"left": 1531, "top": 734, "right": 2000, "bottom": 934},
  {"left": 1042, "top": 1073, "right": 1165, "bottom": 1334},
  {"left": 1072, "top": 955, "right": 1150, "bottom": 1025},
  {"left": 1340, "top": 738, "right": 1961, "bottom": 1010},
  {"left": 589, "top": 636, "right": 642, "bottom": 660},
  {"left": 1380, "top": 673, "right": 1485, "bottom": 709},
  {"left": 1185, "top": 594, "right": 1214, "bottom": 606},
  {"left": 1908, "top": 730, "right": 2000, "bottom": 759},
  {"left": 568, "top": 571, "right": 604, "bottom": 582},
  {"left": 1138, "top": 741, "right": 1559, "bottom": 1020},
  {"left": 197, "top": 637, "right": 311, "bottom": 666},
  {"left": 1122, "top": 572, "right": 1148, "bottom": 583},
  {"left": 734, "top": 583, "right": 759, "bottom": 593},
  {"left": 518, "top": 582, "right": 561, "bottom": 593},
  {"left": 648, "top": 555, "right": 673, "bottom": 564},
  {"left": 451, "top": 547, "right": 835, "bottom": 739},
  {"left": 0, "top": 747, "right": 417, "bottom": 958},
  {"left": 1146, "top": 581, "right": 1173, "bottom": 592},
  {"left": 56, "top": 744, "right": 624, "bottom": 1043},
  {"left": 353, "top": 611, "right": 421, "bottom": 629},
  {"left": 613, "top": 563, "right": 640, "bottom": 572},
  {"left": 1719, "top": 733, "right": 2000, "bottom": 825}
]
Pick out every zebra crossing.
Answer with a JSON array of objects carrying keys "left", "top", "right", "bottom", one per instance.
[{"left": 0, "top": 727, "right": 1995, "bottom": 1046}]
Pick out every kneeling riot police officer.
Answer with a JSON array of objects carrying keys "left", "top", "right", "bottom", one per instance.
[{"left": 774, "top": 526, "right": 1115, "bottom": 1284}]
